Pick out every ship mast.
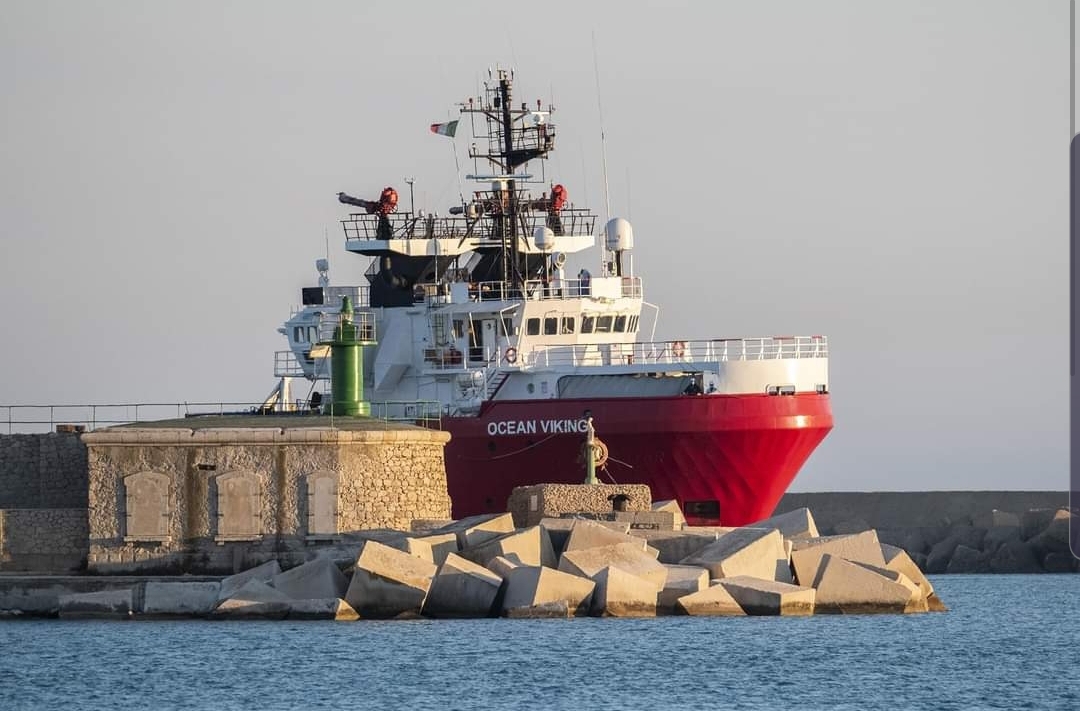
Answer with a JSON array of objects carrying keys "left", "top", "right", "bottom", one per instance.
[
  {"left": 461, "top": 68, "right": 555, "bottom": 296},
  {"left": 499, "top": 75, "right": 521, "bottom": 292}
]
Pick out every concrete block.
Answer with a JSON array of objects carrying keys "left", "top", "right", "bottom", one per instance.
[
  {"left": 142, "top": 582, "right": 221, "bottom": 616},
  {"left": 218, "top": 560, "right": 282, "bottom": 601},
  {"left": 500, "top": 566, "right": 595, "bottom": 617},
  {"left": 563, "top": 520, "right": 652, "bottom": 555},
  {"left": 675, "top": 583, "right": 746, "bottom": 616},
  {"left": 680, "top": 527, "right": 788, "bottom": 582},
  {"left": 946, "top": 544, "right": 989, "bottom": 573},
  {"left": 433, "top": 513, "right": 516, "bottom": 548},
  {"left": 973, "top": 509, "right": 1021, "bottom": 529},
  {"left": 402, "top": 537, "right": 435, "bottom": 563},
  {"left": 58, "top": 589, "right": 133, "bottom": 618},
  {"left": 504, "top": 600, "right": 572, "bottom": 618},
  {"left": 344, "top": 540, "right": 437, "bottom": 619},
  {"left": 559, "top": 541, "right": 668, "bottom": 590},
  {"left": 790, "top": 531, "right": 886, "bottom": 586},
  {"left": 880, "top": 543, "right": 934, "bottom": 599},
  {"left": 651, "top": 500, "right": 687, "bottom": 530},
  {"left": 590, "top": 566, "right": 658, "bottom": 617},
  {"left": 657, "top": 564, "right": 710, "bottom": 614},
  {"left": 1020, "top": 509, "right": 1058, "bottom": 541},
  {"left": 272, "top": 558, "right": 348, "bottom": 601},
  {"left": 212, "top": 598, "right": 290, "bottom": 620},
  {"left": 811, "top": 554, "right": 915, "bottom": 614},
  {"left": 718, "top": 576, "right": 816, "bottom": 616},
  {"left": 225, "top": 579, "right": 291, "bottom": 603},
  {"left": 858, "top": 563, "right": 926, "bottom": 612},
  {"left": 423, "top": 553, "right": 503, "bottom": 618},
  {"left": 412, "top": 532, "right": 459, "bottom": 566},
  {"left": 486, "top": 555, "right": 522, "bottom": 578},
  {"left": 287, "top": 598, "right": 360, "bottom": 621},
  {"left": 460, "top": 526, "right": 557, "bottom": 568},
  {"left": 988, "top": 539, "right": 1042, "bottom": 574},
  {"left": 747, "top": 507, "right": 820, "bottom": 539},
  {"left": 628, "top": 530, "right": 720, "bottom": 564}
]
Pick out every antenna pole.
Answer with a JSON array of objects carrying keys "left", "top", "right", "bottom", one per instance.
[
  {"left": 406, "top": 177, "right": 416, "bottom": 217},
  {"left": 593, "top": 33, "right": 612, "bottom": 275}
]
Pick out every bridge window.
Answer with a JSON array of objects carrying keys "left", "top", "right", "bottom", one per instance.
[
  {"left": 596, "top": 315, "right": 614, "bottom": 333},
  {"left": 581, "top": 315, "right": 595, "bottom": 334},
  {"left": 293, "top": 326, "right": 304, "bottom": 342},
  {"left": 502, "top": 316, "right": 515, "bottom": 337},
  {"left": 526, "top": 318, "right": 541, "bottom": 336},
  {"left": 629, "top": 315, "right": 639, "bottom": 332},
  {"left": 614, "top": 315, "right": 628, "bottom": 332},
  {"left": 561, "top": 317, "right": 575, "bottom": 334},
  {"left": 544, "top": 317, "right": 558, "bottom": 335}
]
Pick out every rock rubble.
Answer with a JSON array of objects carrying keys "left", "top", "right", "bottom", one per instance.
[{"left": 29, "top": 504, "right": 963, "bottom": 620}]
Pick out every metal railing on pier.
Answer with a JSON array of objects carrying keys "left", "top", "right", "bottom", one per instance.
[{"left": 0, "top": 400, "right": 443, "bottom": 435}]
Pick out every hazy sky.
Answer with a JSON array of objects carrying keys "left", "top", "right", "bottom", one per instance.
[{"left": 0, "top": 0, "right": 1071, "bottom": 492}]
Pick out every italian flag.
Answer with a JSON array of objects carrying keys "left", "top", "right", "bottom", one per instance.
[{"left": 430, "top": 120, "right": 459, "bottom": 137}]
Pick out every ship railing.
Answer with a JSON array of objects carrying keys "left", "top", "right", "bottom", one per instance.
[
  {"left": 292, "top": 286, "right": 370, "bottom": 315},
  {"left": 341, "top": 207, "right": 596, "bottom": 242},
  {"left": 299, "top": 311, "right": 377, "bottom": 344},
  {"left": 273, "top": 350, "right": 332, "bottom": 379},
  {"left": 466, "top": 276, "right": 641, "bottom": 303},
  {"left": 520, "top": 335, "right": 829, "bottom": 368},
  {"left": 0, "top": 400, "right": 443, "bottom": 434}
]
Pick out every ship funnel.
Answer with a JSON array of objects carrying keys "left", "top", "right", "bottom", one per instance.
[{"left": 604, "top": 217, "right": 634, "bottom": 251}]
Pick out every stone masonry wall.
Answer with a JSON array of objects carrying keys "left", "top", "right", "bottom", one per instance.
[
  {"left": 0, "top": 509, "right": 88, "bottom": 572},
  {"left": 84, "top": 426, "right": 452, "bottom": 574},
  {"left": 508, "top": 483, "right": 652, "bottom": 527},
  {"left": 0, "top": 433, "right": 88, "bottom": 509}
]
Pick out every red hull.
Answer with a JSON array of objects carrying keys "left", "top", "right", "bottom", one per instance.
[{"left": 441, "top": 393, "right": 833, "bottom": 526}]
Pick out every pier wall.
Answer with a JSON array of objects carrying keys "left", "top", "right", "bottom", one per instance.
[
  {"left": 0, "top": 509, "right": 88, "bottom": 571},
  {"left": 0, "top": 432, "right": 87, "bottom": 509},
  {"left": 83, "top": 426, "right": 452, "bottom": 574},
  {"left": 775, "top": 491, "right": 1069, "bottom": 531},
  {"left": 0, "top": 433, "right": 89, "bottom": 571},
  {"left": 774, "top": 491, "right": 1075, "bottom": 573}
]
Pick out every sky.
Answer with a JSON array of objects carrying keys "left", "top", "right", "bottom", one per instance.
[{"left": 0, "top": 0, "right": 1071, "bottom": 492}]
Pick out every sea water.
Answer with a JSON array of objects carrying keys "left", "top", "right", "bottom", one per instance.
[{"left": 0, "top": 575, "right": 1077, "bottom": 711}]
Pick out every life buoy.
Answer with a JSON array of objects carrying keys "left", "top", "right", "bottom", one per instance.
[
  {"left": 671, "top": 341, "right": 686, "bottom": 359},
  {"left": 504, "top": 347, "right": 518, "bottom": 364}
]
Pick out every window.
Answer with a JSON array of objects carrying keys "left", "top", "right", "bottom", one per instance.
[
  {"left": 308, "top": 326, "right": 318, "bottom": 343},
  {"left": 502, "top": 316, "right": 515, "bottom": 337},
  {"left": 526, "top": 318, "right": 541, "bottom": 336},
  {"left": 596, "top": 315, "right": 614, "bottom": 333},
  {"left": 293, "top": 326, "right": 304, "bottom": 342},
  {"left": 581, "top": 315, "right": 595, "bottom": 333},
  {"left": 453, "top": 319, "right": 466, "bottom": 339},
  {"left": 544, "top": 317, "right": 558, "bottom": 335},
  {"left": 561, "top": 317, "right": 575, "bottom": 334},
  {"left": 614, "top": 315, "right": 628, "bottom": 332},
  {"left": 629, "top": 315, "right": 639, "bottom": 333}
]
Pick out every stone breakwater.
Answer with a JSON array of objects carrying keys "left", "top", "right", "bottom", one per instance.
[
  {"left": 775, "top": 493, "right": 1078, "bottom": 574},
  {"left": 0, "top": 507, "right": 946, "bottom": 619}
]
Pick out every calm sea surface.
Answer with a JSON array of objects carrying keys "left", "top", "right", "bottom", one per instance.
[{"left": 0, "top": 575, "right": 1077, "bottom": 711}]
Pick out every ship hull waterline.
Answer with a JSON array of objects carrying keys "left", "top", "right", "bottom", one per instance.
[{"left": 438, "top": 392, "right": 832, "bottom": 526}]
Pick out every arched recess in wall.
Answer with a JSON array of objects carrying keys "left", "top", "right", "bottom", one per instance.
[
  {"left": 306, "top": 470, "right": 340, "bottom": 538},
  {"left": 123, "top": 470, "right": 172, "bottom": 542},
  {"left": 214, "top": 470, "right": 262, "bottom": 542}
]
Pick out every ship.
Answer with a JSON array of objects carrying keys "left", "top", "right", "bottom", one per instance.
[{"left": 270, "top": 69, "right": 833, "bottom": 526}]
